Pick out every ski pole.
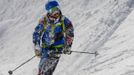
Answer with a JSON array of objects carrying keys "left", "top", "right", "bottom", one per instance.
[
  {"left": 8, "top": 55, "right": 36, "bottom": 75},
  {"left": 71, "top": 50, "right": 99, "bottom": 56}
]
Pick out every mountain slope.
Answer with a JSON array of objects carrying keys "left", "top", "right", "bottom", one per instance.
[{"left": 0, "top": 0, "right": 134, "bottom": 75}]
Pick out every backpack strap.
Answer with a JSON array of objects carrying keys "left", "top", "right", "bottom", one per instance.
[
  {"left": 43, "top": 16, "right": 47, "bottom": 31},
  {"left": 61, "top": 16, "right": 66, "bottom": 38},
  {"left": 41, "top": 16, "right": 47, "bottom": 48},
  {"left": 61, "top": 16, "right": 66, "bottom": 32}
]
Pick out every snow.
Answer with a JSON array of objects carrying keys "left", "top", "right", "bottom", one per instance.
[{"left": 0, "top": 0, "right": 134, "bottom": 75}]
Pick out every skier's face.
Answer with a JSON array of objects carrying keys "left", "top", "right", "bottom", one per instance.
[{"left": 48, "top": 10, "right": 60, "bottom": 20}]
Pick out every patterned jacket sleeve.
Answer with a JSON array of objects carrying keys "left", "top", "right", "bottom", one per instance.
[
  {"left": 64, "top": 17, "right": 74, "bottom": 47},
  {"left": 33, "top": 18, "right": 44, "bottom": 46}
]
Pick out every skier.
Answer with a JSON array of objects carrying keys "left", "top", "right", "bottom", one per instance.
[{"left": 33, "top": 1, "right": 74, "bottom": 75}]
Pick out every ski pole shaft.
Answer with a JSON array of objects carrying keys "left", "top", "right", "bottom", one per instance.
[
  {"left": 71, "top": 51, "right": 95, "bottom": 54},
  {"left": 71, "top": 50, "right": 99, "bottom": 56},
  {"left": 8, "top": 55, "right": 36, "bottom": 75},
  {"left": 13, "top": 55, "right": 36, "bottom": 71}
]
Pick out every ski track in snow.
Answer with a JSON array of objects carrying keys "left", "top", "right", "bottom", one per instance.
[{"left": 0, "top": 0, "right": 134, "bottom": 75}]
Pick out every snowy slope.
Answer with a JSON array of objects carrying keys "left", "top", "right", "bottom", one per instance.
[
  {"left": 0, "top": 0, "right": 134, "bottom": 75},
  {"left": 86, "top": 10, "right": 134, "bottom": 75},
  {"left": 0, "top": 0, "right": 46, "bottom": 75}
]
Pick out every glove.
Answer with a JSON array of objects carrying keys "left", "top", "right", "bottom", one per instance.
[
  {"left": 34, "top": 44, "right": 41, "bottom": 57},
  {"left": 35, "top": 50, "right": 41, "bottom": 57},
  {"left": 63, "top": 46, "right": 72, "bottom": 55}
]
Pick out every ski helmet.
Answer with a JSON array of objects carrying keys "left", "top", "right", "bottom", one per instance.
[{"left": 45, "top": 1, "right": 60, "bottom": 13}]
